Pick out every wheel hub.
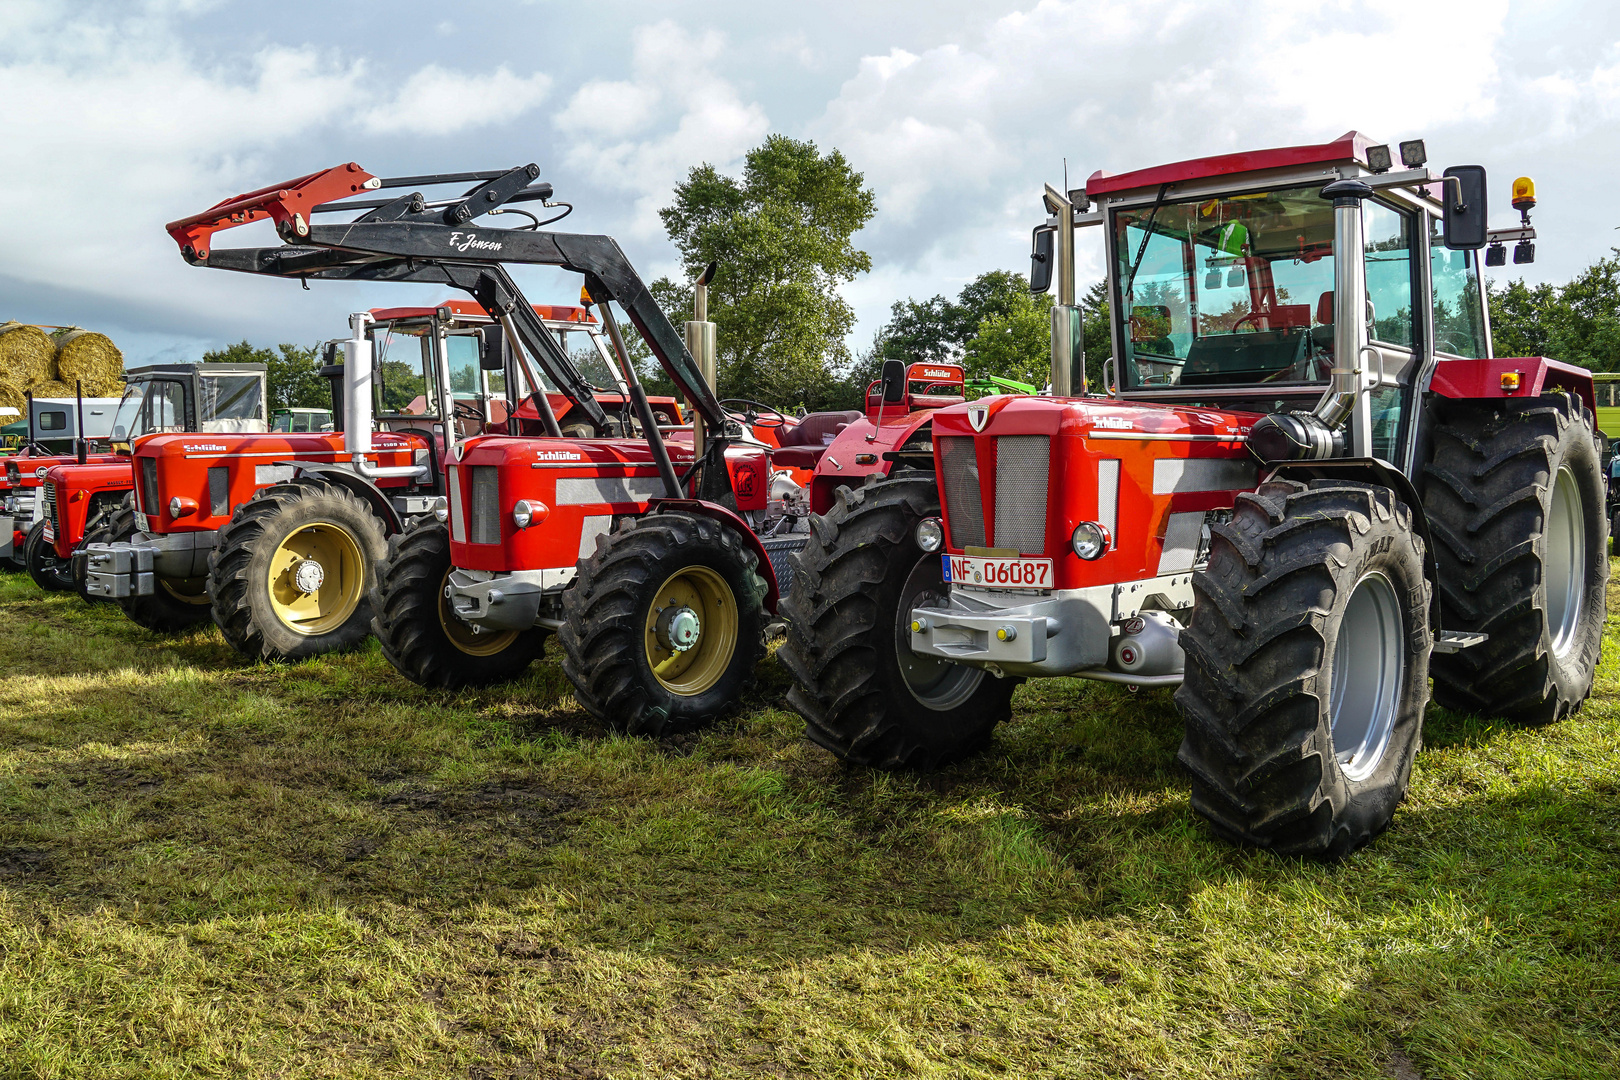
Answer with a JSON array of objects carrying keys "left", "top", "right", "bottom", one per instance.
[
  {"left": 656, "top": 605, "right": 702, "bottom": 652},
  {"left": 293, "top": 559, "right": 326, "bottom": 595}
]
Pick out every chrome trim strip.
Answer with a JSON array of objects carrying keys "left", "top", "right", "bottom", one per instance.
[{"left": 1086, "top": 432, "right": 1247, "bottom": 442}]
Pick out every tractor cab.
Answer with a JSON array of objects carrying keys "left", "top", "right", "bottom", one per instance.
[
  {"left": 271, "top": 408, "right": 334, "bottom": 433},
  {"left": 109, "top": 362, "right": 268, "bottom": 446}
]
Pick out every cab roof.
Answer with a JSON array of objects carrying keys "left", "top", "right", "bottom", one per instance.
[
  {"left": 1085, "top": 130, "right": 1376, "bottom": 198},
  {"left": 368, "top": 299, "right": 597, "bottom": 325}
]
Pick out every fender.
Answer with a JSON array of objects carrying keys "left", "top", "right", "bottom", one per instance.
[
  {"left": 1430, "top": 356, "right": 1597, "bottom": 427},
  {"left": 1264, "top": 458, "right": 1442, "bottom": 633},
  {"left": 284, "top": 461, "right": 404, "bottom": 536},
  {"left": 649, "top": 497, "right": 780, "bottom": 612}
]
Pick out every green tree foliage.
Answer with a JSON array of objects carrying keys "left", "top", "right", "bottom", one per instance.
[
  {"left": 656, "top": 135, "right": 876, "bottom": 411},
  {"left": 1489, "top": 251, "right": 1620, "bottom": 370},
  {"left": 202, "top": 341, "right": 329, "bottom": 411}
]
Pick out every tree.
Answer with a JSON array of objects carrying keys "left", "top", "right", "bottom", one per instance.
[
  {"left": 657, "top": 135, "right": 877, "bottom": 411},
  {"left": 203, "top": 341, "right": 329, "bottom": 411},
  {"left": 1488, "top": 250, "right": 1620, "bottom": 371}
]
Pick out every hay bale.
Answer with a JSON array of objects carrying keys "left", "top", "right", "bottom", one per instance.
[
  {"left": 26, "top": 379, "right": 74, "bottom": 401},
  {"left": 54, "top": 329, "right": 124, "bottom": 395},
  {"left": 0, "top": 322, "right": 56, "bottom": 388},
  {"left": 0, "top": 378, "right": 25, "bottom": 414}
]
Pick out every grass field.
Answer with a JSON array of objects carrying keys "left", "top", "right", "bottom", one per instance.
[{"left": 0, "top": 569, "right": 1617, "bottom": 1080}]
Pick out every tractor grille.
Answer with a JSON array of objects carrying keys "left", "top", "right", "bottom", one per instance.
[
  {"left": 139, "top": 457, "right": 159, "bottom": 516},
  {"left": 993, "top": 435, "right": 1050, "bottom": 554},
  {"left": 44, "top": 482, "right": 59, "bottom": 532},
  {"left": 939, "top": 436, "right": 985, "bottom": 548},
  {"left": 446, "top": 464, "right": 465, "bottom": 543},
  {"left": 469, "top": 466, "right": 501, "bottom": 545}
]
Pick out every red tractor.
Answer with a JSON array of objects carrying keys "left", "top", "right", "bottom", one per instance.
[{"left": 783, "top": 132, "right": 1607, "bottom": 857}]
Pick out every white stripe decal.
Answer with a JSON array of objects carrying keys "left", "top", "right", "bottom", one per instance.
[
  {"left": 578, "top": 515, "right": 612, "bottom": 559},
  {"left": 1096, "top": 459, "right": 1119, "bottom": 541},
  {"left": 556, "top": 476, "right": 663, "bottom": 506},
  {"left": 1152, "top": 457, "right": 1257, "bottom": 495},
  {"left": 1157, "top": 511, "right": 1207, "bottom": 574},
  {"left": 447, "top": 463, "right": 465, "bottom": 544}
]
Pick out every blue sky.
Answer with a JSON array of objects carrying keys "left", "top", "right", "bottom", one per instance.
[{"left": 4, "top": 0, "right": 1619, "bottom": 368}]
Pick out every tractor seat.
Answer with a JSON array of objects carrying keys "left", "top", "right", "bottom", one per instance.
[{"left": 771, "top": 410, "right": 861, "bottom": 469}]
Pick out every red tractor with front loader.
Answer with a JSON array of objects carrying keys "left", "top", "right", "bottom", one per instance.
[{"left": 783, "top": 132, "right": 1607, "bottom": 857}]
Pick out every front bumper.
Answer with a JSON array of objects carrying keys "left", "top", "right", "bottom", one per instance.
[
  {"left": 908, "top": 573, "right": 1195, "bottom": 678},
  {"left": 0, "top": 514, "right": 12, "bottom": 560},
  {"left": 82, "top": 530, "right": 217, "bottom": 600},
  {"left": 446, "top": 568, "right": 555, "bottom": 632}
]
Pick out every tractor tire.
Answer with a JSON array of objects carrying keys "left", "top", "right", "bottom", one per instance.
[
  {"left": 1176, "top": 479, "right": 1431, "bottom": 859},
  {"left": 779, "top": 475, "right": 1018, "bottom": 771},
  {"left": 24, "top": 521, "right": 72, "bottom": 592},
  {"left": 209, "top": 477, "right": 388, "bottom": 662},
  {"left": 1611, "top": 508, "right": 1620, "bottom": 558},
  {"left": 560, "top": 511, "right": 768, "bottom": 737},
  {"left": 102, "top": 507, "right": 213, "bottom": 633},
  {"left": 1421, "top": 396, "right": 1608, "bottom": 725},
  {"left": 371, "top": 517, "right": 546, "bottom": 688}
]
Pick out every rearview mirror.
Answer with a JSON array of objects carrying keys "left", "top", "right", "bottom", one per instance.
[
  {"left": 1442, "top": 165, "right": 1488, "bottom": 250},
  {"left": 478, "top": 325, "right": 508, "bottom": 371},
  {"left": 881, "top": 358, "right": 907, "bottom": 403},
  {"left": 1029, "top": 226, "right": 1055, "bottom": 294}
]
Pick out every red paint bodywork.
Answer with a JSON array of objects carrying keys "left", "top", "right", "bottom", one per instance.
[
  {"left": 1086, "top": 131, "right": 1375, "bottom": 197},
  {"left": 931, "top": 397, "right": 1258, "bottom": 591},
  {"left": 5, "top": 450, "right": 124, "bottom": 553},
  {"left": 44, "top": 461, "right": 133, "bottom": 558},
  {"left": 1430, "top": 356, "right": 1597, "bottom": 418}
]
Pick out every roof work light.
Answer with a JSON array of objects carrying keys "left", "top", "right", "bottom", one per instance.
[{"left": 1399, "top": 140, "right": 1427, "bottom": 168}]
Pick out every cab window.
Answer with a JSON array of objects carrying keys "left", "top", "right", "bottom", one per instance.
[
  {"left": 146, "top": 380, "right": 187, "bottom": 433},
  {"left": 1430, "top": 216, "right": 1488, "bottom": 358},
  {"left": 199, "top": 374, "right": 266, "bottom": 432},
  {"left": 1364, "top": 200, "right": 1415, "bottom": 349},
  {"left": 373, "top": 327, "right": 439, "bottom": 416}
]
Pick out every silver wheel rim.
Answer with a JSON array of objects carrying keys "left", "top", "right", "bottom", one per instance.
[
  {"left": 1546, "top": 464, "right": 1585, "bottom": 658},
  {"left": 1329, "top": 571, "right": 1405, "bottom": 783},
  {"left": 893, "top": 556, "right": 985, "bottom": 711}
]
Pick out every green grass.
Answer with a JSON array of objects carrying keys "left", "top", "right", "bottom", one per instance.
[{"left": 1, "top": 569, "right": 1617, "bottom": 1079}]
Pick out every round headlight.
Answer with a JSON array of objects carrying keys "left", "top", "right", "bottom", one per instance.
[
  {"left": 169, "top": 496, "right": 183, "bottom": 518},
  {"left": 432, "top": 496, "right": 449, "bottom": 523},
  {"left": 915, "top": 516, "right": 944, "bottom": 552},
  {"left": 512, "top": 499, "right": 534, "bottom": 530},
  {"left": 1071, "top": 521, "right": 1110, "bottom": 560}
]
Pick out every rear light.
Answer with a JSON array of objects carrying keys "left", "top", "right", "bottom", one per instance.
[{"left": 1501, "top": 371, "right": 1522, "bottom": 392}]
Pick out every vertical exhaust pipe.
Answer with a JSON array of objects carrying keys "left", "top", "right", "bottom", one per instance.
[
  {"left": 1043, "top": 185, "right": 1079, "bottom": 397},
  {"left": 344, "top": 311, "right": 375, "bottom": 460},
  {"left": 685, "top": 261, "right": 718, "bottom": 457},
  {"left": 74, "top": 379, "right": 87, "bottom": 465}
]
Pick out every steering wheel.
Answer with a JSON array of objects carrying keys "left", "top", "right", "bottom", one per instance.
[
  {"left": 1231, "top": 311, "right": 1266, "bottom": 333},
  {"left": 718, "top": 398, "right": 787, "bottom": 429}
]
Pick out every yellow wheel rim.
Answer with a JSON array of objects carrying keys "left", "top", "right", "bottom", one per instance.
[
  {"left": 644, "top": 565, "right": 738, "bottom": 696},
  {"left": 162, "top": 577, "right": 211, "bottom": 605},
  {"left": 266, "top": 520, "right": 365, "bottom": 636},
  {"left": 436, "top": 568, "right": 519, "bottom": 656}
]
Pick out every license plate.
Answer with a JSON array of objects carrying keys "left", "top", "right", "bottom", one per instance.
[{"left": 944, "top": 553, "right": 1053, "bottom": 589}]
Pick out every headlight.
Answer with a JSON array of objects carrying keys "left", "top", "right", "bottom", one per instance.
[
  {"left": 915, "top": 516, "right": 944, "bottom": 552},
  {"left": 1071, "top": 521, "right": 1110, "bottom": 560},
  {"left": 432, "top": 497, "right": 449, "bottom": 523},
  {"left": 512, "top": 499, "right": 534, "bottom": 530}
]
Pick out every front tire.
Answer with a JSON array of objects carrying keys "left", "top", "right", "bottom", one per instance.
[
  {"left": 371, "top": 517, "right": 546, "bottom": 688},
  {"left": 24, "top": 521, "right": 71, "bottom": 592},
  {"left": 1176, "top": 479, "right": 1431, "bottom": 858},
  {"left": 560, "top": 511, "right": 768, "bottom": 737},
  {"left": 779, "top": 476, "right": 1018, "bottom": 771},
  {"left": 1422, "top": 396, "right": 1608, "bottom": 724},
  {"left": 209, "top": 477, "right": 387, "bottom": 662}
]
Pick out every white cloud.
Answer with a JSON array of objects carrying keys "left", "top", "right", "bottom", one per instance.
[
  {"left": 555, "top": 20, "right": 769, "bottom": 242},
  {"left": 361, "top": 65, "right": 552, "bottom": 135}
]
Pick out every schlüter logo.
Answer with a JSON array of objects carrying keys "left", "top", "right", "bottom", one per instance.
[
  {"left": 920, "top": 368, "right": 958, "bottom": 380},
  {"left": 182, "top": 444, "right": 229, "bottom": 451},
  {"left": 1093, "top": 416, "right": 1133, "bottom": 430},
  {"left": 448, "top": 231, "right": 504, "bottom": 253},
  {"left": 535, "top": 450, "right": 582, "bottom": 462}
]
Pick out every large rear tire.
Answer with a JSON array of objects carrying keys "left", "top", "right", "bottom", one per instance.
[
  {"left": 1176, "top": 479, "right": 1431, "bottom": 858},
  {"left": 560, "top": 511, "right": 768, "bottom": 737},
  {"left": 371, "top": 517, "right": 547, "bottom": 688},
  {"left": 779, "top": 476, "right": 1018, "bottom": 771},
  {"left": 102, "top": 507, "right": 213, "bottom": 633},
  {"left": 209, "top": 477, "right": 387, "bottom": 662},
  {"left": 24, "top": 521, "right": 71, "bottom": 592},
  {"left": 1421, "top": 396, "right": 1608, "bottom": 725}
]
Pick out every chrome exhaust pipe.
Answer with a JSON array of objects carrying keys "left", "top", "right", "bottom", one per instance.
[{"left": 1313, "top": 178, "right": 1373, "bottom": 430}]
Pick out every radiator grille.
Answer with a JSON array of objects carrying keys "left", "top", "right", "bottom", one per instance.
[
  {"left": 44, "top": 482, "right": 59, "bottom": 532},
  {"left": 939, "top": 436, "right": 985, "bottom": 548},
  {"left": 470, "top": 465, "right": 501, "bottom": 545},
  {"left": 993, "top": 435, "right": 1050, "bottom": 554},
  {"left": 140, "top": 457, "right": 159, "bottom": 516}
]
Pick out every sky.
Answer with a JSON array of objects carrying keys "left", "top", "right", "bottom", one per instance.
[{"left": 3, "top": 0, "right": 1620, "bottom": 368}]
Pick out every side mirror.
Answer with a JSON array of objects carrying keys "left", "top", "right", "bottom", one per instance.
[
  {"left": 321, "top": 340, "right": 339, "bottom": 366},
  {"left": 1442, "top": 165, "right": 1488, "bottom": 250},
  {"left": 1029, "top": 226, "right": 1055, "bottom": 294},
  {"left": 478, "top": 325, "right": 507, "bottom": 371},
  {"left": 881, "top": 358, "right": 907, "bottom": 404}
]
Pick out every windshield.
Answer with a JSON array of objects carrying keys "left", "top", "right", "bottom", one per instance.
[
  {"left": 199, "top": 373, "right": 266, "bottom": 432},
  {"left": 372, "top": 326, "right": 439, "bottom": 415},
  {"left": 558, "top": 328, "right": 622, "bottom": 392},
  {"left": 110, "top": 379, "right": 187, "bottom": 441},
  {"left": 1115, "top": 185, "right": 1339, "bottom": 391}
]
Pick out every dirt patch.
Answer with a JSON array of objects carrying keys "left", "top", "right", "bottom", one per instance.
[{"left": 0, "top": 846, "right": 55, "bottom": 881}]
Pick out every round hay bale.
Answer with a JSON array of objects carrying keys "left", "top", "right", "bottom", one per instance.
[
  {"left": 27, "top": 379, "right": 74, "bottom": 401},
  {"left": 0, "top": 378, "right": 25, "bottom": 414},
  {"left": 0, "top": 322, "right": 56, "bottom": 388},
  {"left": 54, "top": 329, "right": 124, "bottom": 394}
]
